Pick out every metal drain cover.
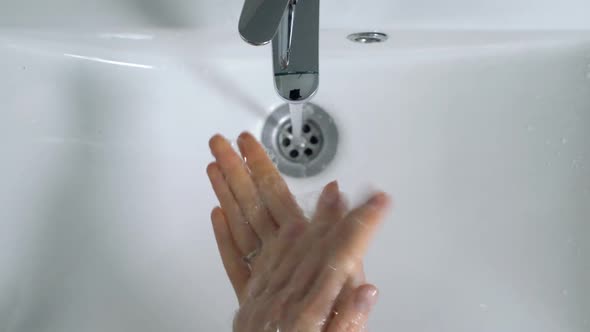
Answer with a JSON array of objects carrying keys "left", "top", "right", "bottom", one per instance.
[
  {"left": 347, "top": 32, "right": 388, "bottom": 44},
  {"left": 261, "top": 103, "right": 338, "bottom": 178}
]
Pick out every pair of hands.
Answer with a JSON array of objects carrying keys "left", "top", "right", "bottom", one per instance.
[{"left": 206, "top": 132, "right": 390, "bottom": 332}]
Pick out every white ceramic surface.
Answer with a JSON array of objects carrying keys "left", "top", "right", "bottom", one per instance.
[
  {"left": 1, "top": 18, "right": 589, "bottom": 332},
  {"left": 1, "top": 0, "right": 590, "bottom": 29}
]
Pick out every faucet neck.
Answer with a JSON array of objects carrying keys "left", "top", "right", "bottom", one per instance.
[{"left": 240, "top": 0, "right": 320, "bottom": 103}]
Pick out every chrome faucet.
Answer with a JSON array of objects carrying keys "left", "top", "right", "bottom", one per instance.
[{"left": 239, "top": 0, "right": 319, "bottom": 103}]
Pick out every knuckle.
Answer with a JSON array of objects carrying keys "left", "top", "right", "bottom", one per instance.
[
  {"left": 331, "top": 251, "right": 361, "bottom": 275},
  {"left": 280, "top": 221, "right": 307, "bottom": 240}
]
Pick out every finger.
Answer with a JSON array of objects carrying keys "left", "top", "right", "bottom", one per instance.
[
  {"left": 333, "top": 262, "right": 366, "bottom": 319},
  {"left": 247, "top": 221, "right": 307, "bottom": 298},
  {"left": 211, "top": 207, "right": 250, "bottom": 304},
  {"left": 288, "top": 245, "right": 362, "bottom": 304},
  {"left": 327, "top": 284, "right": 379, "bottom": 332},
  {"left": 286, "top": 244, "right": 325, "bottom": 302},
  {"left": 266, "top": 234, "right": 313, "bottom": 293},
  {"left": 288, "top": 212, "right": 362, "bottom": 302},
  {"left": 312, "top": 181, "right": 362, "bottom": 317},
  {"left": 207, "top": 162, "right": 259, "bottom": 255},
  {"left": 312, "top": 181, "right": 347, "bottom": 235},
  {"left": 237, "top": 132, "right": 305, "bottom": 225},
  {"left": 262, "top": 221, "right": 306, "bottom": 272},
  {"left": 302, "top": 193, "right": 390, "bottom": 317},
  {"left": 328, "top": 193, "right": 390, "bottom": 268},
  {"left": 209, "top": 134, "right": 276, "bottom": 240}
]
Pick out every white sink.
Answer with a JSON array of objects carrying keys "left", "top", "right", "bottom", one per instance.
[{"left": 1, "top": 7, "right": 589, "bottom": 332}]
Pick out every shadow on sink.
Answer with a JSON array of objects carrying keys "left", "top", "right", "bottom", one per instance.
[
  {"left": 3, "top": 66, "right": 182, "bottom": 332},
  {"left": 122, "top": 0, "right": 240, "bottom": 28}
]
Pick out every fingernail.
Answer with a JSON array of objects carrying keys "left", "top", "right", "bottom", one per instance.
[
  {"left": 237, "top": 132, "right": 253, "bottom": 149},
  {"left": 368, "top": 193, "right": 388, "bottom": 208},
  {"left": 239, "top": 131, "right": 252, "bottom": 141},
  {"left": 209, "top": 134, "right": 223, "bottom": 148},
  {"left": 237, "top": 134, "right": 245, "bottom": 146},
  {"left": 354, "top": 286, "right": 379, "bottom": 313},
  {"left": 322, "top": 181, "right": 340, "bottom": 206}
]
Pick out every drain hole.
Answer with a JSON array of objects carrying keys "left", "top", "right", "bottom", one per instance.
[
  {"left": 287, "top": 126, "right": 292, "bottom": 134},
  {"left": 303, "top": 124, "right": 311, "bottom": 133},
  {"left": 290, "top": 150, "right": 300, "bottom": 159},
  {"left": 310, "top": 136, "right": 319, "bottom": 145},
  {"left": 304, "top": 148, "right": 313, "bottom": 157},
  {"left": 282, "top": 138, "right": 291, "bottom": 147}
]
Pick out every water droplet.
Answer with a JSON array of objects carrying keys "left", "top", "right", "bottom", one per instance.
[
  {"left": 561, "top": 138, "right": 568, "bottom": 145},
  {"left": 479, "top": 303, "right": 489, "bottom": 310},
  {"left": 526, "top": 125, "right": 535, "bottom": 132},
  {"left": 562, "top": 289, "right": 569, "bottom": 296}
]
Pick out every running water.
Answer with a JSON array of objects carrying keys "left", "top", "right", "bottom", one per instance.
[{"left": 289, "top": 103, "right": 304, "bottom": 142}]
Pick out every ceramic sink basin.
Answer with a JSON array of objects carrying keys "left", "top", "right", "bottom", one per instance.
[{"left": 1, "top": 3, "right": 589, "bottom": 331}]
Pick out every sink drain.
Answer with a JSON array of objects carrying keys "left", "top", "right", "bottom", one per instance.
[
  {"left": 261, "top": 103, "right": 338, "bottom": 178},
  {"left": 277, "top": 119, "right": 323, "bottom": 162}
]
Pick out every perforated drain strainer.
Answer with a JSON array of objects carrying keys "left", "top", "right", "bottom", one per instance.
[{"left": 261, "top": 103, "right": 338, "bottom": 178}]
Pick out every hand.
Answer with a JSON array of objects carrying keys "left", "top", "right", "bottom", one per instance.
[{"left": 207, "top": 132, "right": 390, "bottom": 331}]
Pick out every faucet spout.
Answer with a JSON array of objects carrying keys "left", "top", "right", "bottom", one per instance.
[{"left": 240, "top": 0, "right": 320, "bottom": 103}]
